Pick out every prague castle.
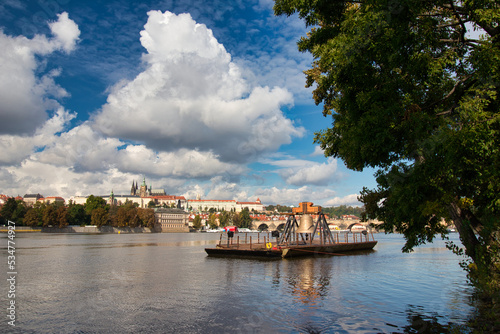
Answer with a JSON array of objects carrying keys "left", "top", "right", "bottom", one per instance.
[
  {"left": 69, "top": 177, "right": 264, "bottom": 212},
  {"left": 70, "top": 177, "right": 186, "bottom": 209}
]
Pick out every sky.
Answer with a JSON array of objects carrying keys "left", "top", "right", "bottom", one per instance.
[{"left": 0, "top": 0, "right": 377, "bottom": 207}]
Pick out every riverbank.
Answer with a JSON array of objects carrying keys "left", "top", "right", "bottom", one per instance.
[
  {"left": 0, "top": 226, "right": 40, "bottom": 232},
  {"left": 0, "top": 225, "right": 154, "bottom": 233}
]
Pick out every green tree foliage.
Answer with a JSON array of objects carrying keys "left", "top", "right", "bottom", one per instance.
[
  {"left": 85, "top": 195, "right": 107, "bottom": 215},
  {"left": 0, "top": 198, "right": 27, "bottom": 225},
  {"left": 218, "top": 211, "right": 231, "bottom": 227},
  {"left": 148, "top": 200, "right": 156, "bottom": 208},
  {"left": 68, "top": 203, "right": 89, "bottom": 225},
  {"left": 231, "top": 212, "right": 241, "bottom": 227},
  {"left": 208, "top": 213, "right": 218, "bottom": 229},
  {"left": 239, "top": 208, "right": 253, "bottom": 228},
  {"left": 192, "top": 214, "right": 202, "bottom": 230},
  {"left": 322, "top": 205, "right": 363, "bottom": 218},
  {"left": 275, "top": 0, "right": 499, "bottom": 293},
  {"left": 265, "top": 205, "right": 293, "bottom": 213}
]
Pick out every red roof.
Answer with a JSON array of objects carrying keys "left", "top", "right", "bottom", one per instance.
[
  {"left": 188, "top": 199, "right": 236, "bottom": 203},
  {"left": 148, "top": 195, "right": 186, "bottom": 200}
]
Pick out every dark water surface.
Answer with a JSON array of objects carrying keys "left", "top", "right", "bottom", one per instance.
[{"left": 1, "top": 233, "right": 474, "bottom": 333}]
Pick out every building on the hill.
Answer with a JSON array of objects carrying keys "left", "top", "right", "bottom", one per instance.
[
  {"left": 38, "top": 196, "right": 65, "bottom": 205},
  {"left": 23, "top": 194, "right": 43, "bottom": 206},
  {"left": 186, "top": 198, "right": 264, "bottom": 213},
  {"left": 70, "top": 177, "right": 186, "bottom": 209},
  {"left": 154, "top": 208, "right": 189, "bottom": 232}
]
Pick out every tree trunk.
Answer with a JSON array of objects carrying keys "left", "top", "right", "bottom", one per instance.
[{"left": 448, "top": 202, "right": 481, "bottom": 262}]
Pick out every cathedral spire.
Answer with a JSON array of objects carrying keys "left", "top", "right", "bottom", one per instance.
[{"left": 131, "top": 180, "right": 137, "bottom": 196}]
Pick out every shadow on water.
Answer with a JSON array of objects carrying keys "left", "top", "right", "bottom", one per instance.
[
  {"left": 390, "top": 306, "right": 471, "bottom": 334},
  {"left": 295, "top": 305, "right": 500, "bottom": 334},
  {"left": 295, "top": 307, "right": 472, "bottom": 334}
]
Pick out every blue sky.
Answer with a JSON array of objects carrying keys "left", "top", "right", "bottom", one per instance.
[{"left": 0, "top": 0, "right": 376, "bottom": 206}]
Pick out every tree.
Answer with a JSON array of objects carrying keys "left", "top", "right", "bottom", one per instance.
[
  {"left": 0, "top": 198, "right": 23, "bottom": 224},
  {"left": 147, "top": 200, "right": 156, "bottom": 208},
  {"left": 112, "top": 207, "right": 128, "bottom": 227},
  {"left": 219, "top": 211, "right": 230, "bottom": 227},
  {"left": 24, "top": 208, "right": 40, "bottom": 227},
  {"left": 42, "top": 205, "right": 57, "bottom": 227},
  {"left": 275, "top": 0, "right": 500, "bottom": 294},
  {"left": 56, "top": 206, "right": 69, "bottom": 228},
  {"left": 68, "top": 203, "right": 89, "bottom": 225},
  {"left": 240, "top": 208, "right": 253, "bottom": 229},
  {"left": 137, "top": 208, "right": 156, "bottom": 229},
  {"left": 11, "top": 201, "right": 27, "bottom": 225},
  {"left": 192, "top": 214, "right": 202, "bottom": 230},
  {"left": 231, "top": 212, "right": 241, "bottom": 227},
  {"left": 91, "top": 208, "right": 109, "bottom": 227},
  {"left": 208, "top": 213, "right": 218, "bottom": 229},
  {"left": 85, "top": 195, "right": 107, "bottom": 215}
]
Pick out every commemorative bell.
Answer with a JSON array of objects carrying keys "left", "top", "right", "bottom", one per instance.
[{"left": 296, "top": 214, "right": 315, "bottom": 234}]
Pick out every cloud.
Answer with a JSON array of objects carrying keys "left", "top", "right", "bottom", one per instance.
[
  {"left": 255, "top": 186, "right": 337, "bottom": 206},
  {"left": 93, "top": 10, "right": 304, "bottom": 163},
  {"left": 48, "top": 12, "right": 81, "bottom": 53},
  {"left": 32, "top": 122, "right": 245, "bottom": 180},
  {"left": 311, "top": 145, "right": 324, "bottom": 157},
  {"left": 276, "top": 157, "right": 342, "bottom": 186},
  {"left": 2, "top": 162, "right": 135, "bottom": 198},
  {"left": 324, "top": 194, "right": 362, "bottom": 207},
  {"left": 0, "top": 108, "right": 76, "bottom": 165},
  {"left": 0, "top": 11, "right": 80, "bottom": 135}
]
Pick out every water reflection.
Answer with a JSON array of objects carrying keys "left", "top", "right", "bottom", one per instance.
[{"left": 285, "top": 258, "right": 332, "bottom": 305}]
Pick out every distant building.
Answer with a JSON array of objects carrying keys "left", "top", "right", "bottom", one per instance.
[
  {"left": 70, "top": 177, "right": 186, "bottom": 209},
  {"left": 154, "top": 208, "right": 189, "bottom": 232},
  {"left": 23, "top": 194, "right": 43, "bottom": 206},
  {"left": 39, "top": 196, "right": 65, "bottom": 205},
  {"left": 187, "top": 198, "right": 264, "bottom": 213},
  {"left": 236, "top": 198, "right": 264, "bottom": 212}
]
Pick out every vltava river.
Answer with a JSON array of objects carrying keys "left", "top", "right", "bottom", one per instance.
[{"left": 1, "top": 232, "right": 474, "bottom": 333}]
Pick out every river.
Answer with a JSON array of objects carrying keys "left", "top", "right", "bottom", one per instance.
[{"left": 1, "top": 232, "right": 475, "bottom": 333}]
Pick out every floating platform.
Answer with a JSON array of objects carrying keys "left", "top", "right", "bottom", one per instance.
[
  {"left": 205, "top": 213, "right": 377, "bottom": 259},
  {"left": 205, "top": 239, "right": 377, "bottom": 258}
]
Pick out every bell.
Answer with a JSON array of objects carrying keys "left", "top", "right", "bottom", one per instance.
[{"left": 296, "top": 214, "right": 314, "bottom": 234}]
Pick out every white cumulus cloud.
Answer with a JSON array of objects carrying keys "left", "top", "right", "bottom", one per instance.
[
  {"left": 93, "top": 10, "right": 304, "bottom": 163},
  {"left": 0, "top": 11, "right": 80, "bottom": 135},
  {"left": 280, "top": 157, "right": 342, "bottom": 186}
]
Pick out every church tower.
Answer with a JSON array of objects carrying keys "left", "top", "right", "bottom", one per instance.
[
  {"left": 130, "top": 180, "right": 136, "bottom": 196},
  {"left": 140, "top": 176, "right": 148, "bottom": 198}
]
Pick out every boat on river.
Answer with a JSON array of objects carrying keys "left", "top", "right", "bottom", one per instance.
[{"left": 205, "top": 213, "right": 377, "bottom": 258}]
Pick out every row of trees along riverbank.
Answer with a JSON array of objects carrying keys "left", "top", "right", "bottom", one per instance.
[
  {"left": 191, "top": 208, "right": 253, "bottom": 230},
  {"left": 0, "top": 195, "right": 155, "bottom": 229}
]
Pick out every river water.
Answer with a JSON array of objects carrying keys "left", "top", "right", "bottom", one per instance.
[{"left": 1, "top": 232, "right": 475, "bottom": 333}]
